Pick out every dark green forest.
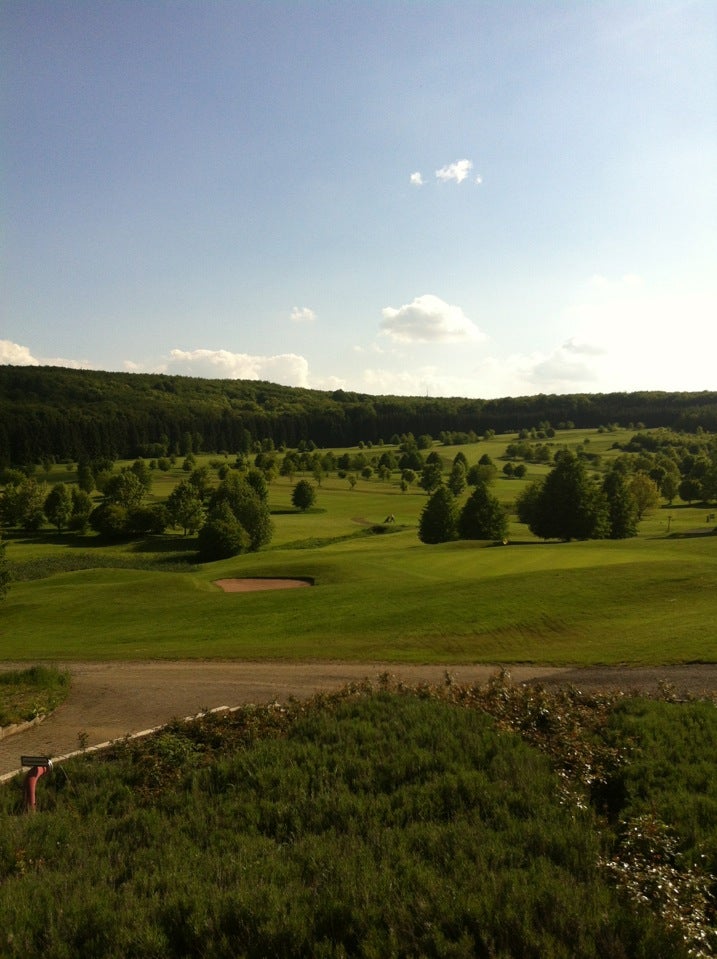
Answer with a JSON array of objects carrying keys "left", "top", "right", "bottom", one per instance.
[{"left": 2, "top": 365, "right": 716, "bottom": 464}]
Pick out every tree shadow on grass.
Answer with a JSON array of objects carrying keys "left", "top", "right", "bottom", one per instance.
[{"left": 130, "top": 535, "right": 198, "bottom": 555}]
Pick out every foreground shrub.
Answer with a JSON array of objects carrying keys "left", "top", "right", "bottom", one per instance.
[{"left": 0, "top": 689, "right": 687, "bottom": 958}]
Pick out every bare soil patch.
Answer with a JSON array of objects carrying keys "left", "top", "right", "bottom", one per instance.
[{"left": 214, "top": 578, "right": 312, "bottom": 592}]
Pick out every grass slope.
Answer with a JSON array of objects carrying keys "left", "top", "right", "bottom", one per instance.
[{"left": 2, "top": 530, "right": 715, "bottom": 663}]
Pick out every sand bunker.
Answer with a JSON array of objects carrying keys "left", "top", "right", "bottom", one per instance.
[{"left": 214, "top": 578, "right": 312, "bottom": 593}]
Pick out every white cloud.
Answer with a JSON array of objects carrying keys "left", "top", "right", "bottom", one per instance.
[
  {"left": 0, "top": 340, "right": 88, "bottom": 369},
  {"left": 528, "top": 350, "right": 598, "bottom": 386},
  {"left": 360, "top": 366, "right": 443, "bottom": 396},
  {"left": 160, "top": 348, "right": 311, "bottom": 387},
  {"left": 475, "top": 174, "right": 483, "bottom": 185},
  {"left": 435, "top": 159, "right": 473, "bottom": 184},
  {"left": 290, "top": 306, "right": 316, "bottom": 324},
  {"left": 519, "top": 274, "right": 717, "bottom": 393},
  {"left": 0, "top": 340, "right": 38, "bottom": 365},
  {"left": 409, "top": 171, "right": 424, "bottom": 186},
  {"left": 380, "top": 294, "right": 485, "bottom": 344}
]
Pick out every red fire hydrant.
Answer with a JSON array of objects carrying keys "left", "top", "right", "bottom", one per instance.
[{"left": 21, "top": 756, "right": 53, "bottom": 813}]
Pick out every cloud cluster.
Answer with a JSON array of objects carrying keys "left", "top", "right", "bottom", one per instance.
[
  {"left": 0, "top": 339, "right": 88, "bottom": 369},
  {"left": 436, "top": 159, "right": 473, "bottom": 184},
  {"left": 163, "top": 349, "right": 310, "bottom": 386},
  {"left": 410, "top": 159, "right": 483, "bottom": 186},
  {"left": 380, "top": 294, "right": 485, "bottom": 344}
]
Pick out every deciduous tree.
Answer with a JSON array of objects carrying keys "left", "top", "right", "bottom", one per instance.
[
  {"left": 44, "top": 483, "right": 72, "bottom": 532},
  {"left": 630, "top": 472, "right": 661, "bottom": 520},
  {"left": 602, "top": 470, "right": 638, "bottom": 539},
  {"left": 292, "top": 479, "right": 316, "bottom": 512},
  {"left": 166, "top": 481, "right": 206, "bottom": 535},
  {"left": 197, "top": 502, "right": 249, "bottom": 561},
  {"left": 209, "top": 474, "right": 272, "bottom": 550},
  {"left": 420, "top": 462, "right": 443, "bottom": 494},
  {"left": 103, "top": 470, "right": 144, "bottom": 509},
  {"left": 69, "top": 487, "right": 93, "bottom": 533}
]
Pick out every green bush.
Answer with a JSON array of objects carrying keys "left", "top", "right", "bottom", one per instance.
[{"left": 0, "top": 690, "right": 688, "bottom": 958}]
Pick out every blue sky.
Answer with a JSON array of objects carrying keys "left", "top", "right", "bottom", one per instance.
[{"left": 2, "top": 0, "right": 715, "bottom": 398}]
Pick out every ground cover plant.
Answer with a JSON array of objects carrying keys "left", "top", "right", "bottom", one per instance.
[
  {"left": 3, "top": 677, "right": 715, "bottom": 958},
  {"left": 0, "top": 666, "right": 69, "bottom": 728}
]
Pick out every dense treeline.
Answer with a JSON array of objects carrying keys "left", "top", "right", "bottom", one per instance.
[{"left": 2, "top": 365, "right": 717, "bottom": 465}]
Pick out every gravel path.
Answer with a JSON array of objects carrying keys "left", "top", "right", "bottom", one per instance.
[{"left": 2, "top": 661, "right": 717, "bottom": 779}]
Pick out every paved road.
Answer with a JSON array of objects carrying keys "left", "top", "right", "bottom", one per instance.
[{"left": 2, "top": 661, "right": 717, "bottom": 780}]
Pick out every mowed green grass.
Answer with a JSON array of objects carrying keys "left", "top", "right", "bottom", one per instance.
[
  {"left": 3, "top": 429, "right": 715, "bottom": 665},
  {"left": 3, "top": 521, "right": 715, "bottom": 664}
]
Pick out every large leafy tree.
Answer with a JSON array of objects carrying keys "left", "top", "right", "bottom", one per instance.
[
  {"left": 516, "top": 452, "right": 609, "bottom": 541},
  {"left": 69, "top": 487, "right": 93, "bottom": 533},
  {"left": 102, "top": 470, "right": 145, "bottom": 509},
  {"left": 292, "top": 479, "right": 316, "bottom": 512},
  {"left": 420, "top": 462, "right": 444, "bottom": 494},
  {"left": 629, "top": 472, "right": 661, "bottom": 520},
  {"left": 44, "top": 483, "right": 73, "bottom": 532},
  {"left": 209, "top": 474, "right": 272, "bottom": 551},
  {"left": 166, "top": 481, "right": 207, "bottom": 535},
  {"left": 89, "top": 502, "right": 129, "bottom": 538},
  {"left": 197, "top": 502, "right": 250, "bottom": 561},
  {"left": 458, "top": 482, "right": 508, "bottom": 541},
  {"left": 0, "top": 478, "right": 47, "bottom": 531},
  {"left": 418, "top": 485, "right": 458, "bottom": 544},
  {"left": 602, "top": 470, "right": 638, "bottom": 539}
]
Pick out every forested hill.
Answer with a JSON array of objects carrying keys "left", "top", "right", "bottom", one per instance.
[{"left": 1, "top": 365, "right": 716, "bottom": 463}]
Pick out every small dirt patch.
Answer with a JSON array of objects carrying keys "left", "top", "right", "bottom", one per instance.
[{"left": 214, "top": 578, "right": 312, "bottom": 593}]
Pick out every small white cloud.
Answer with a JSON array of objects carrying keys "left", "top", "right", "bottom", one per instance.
[
  {"left": 475, "top": 174, "right": 483, "bottom": 185},
  {"left": 163, "top": 348, "right": 310, "bottom": 387},
  {"left": 435, "top": 159, "right": 473, "bottom": 184},
  {"left": 410, "top": 171, "right": 425, "bottom": 186},
  {"left": 380, "top": 294, "right": 485, "bottom": 344},
  {"left": 290, "top": 306, "right": 316, "bottom": 324}
]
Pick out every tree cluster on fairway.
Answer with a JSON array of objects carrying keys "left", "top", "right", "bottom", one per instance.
[
  {"left": 197, "top": 473, "right": 272, "bottom": 561},
  {"left": 419, "top": 481, "right": 508, "bottom": 544},
  {"left": 516, "top": 451, "right": 648, "bottom": 541},
  {"left": 89, "top": 464, "right": 167, "bottom": 538}
]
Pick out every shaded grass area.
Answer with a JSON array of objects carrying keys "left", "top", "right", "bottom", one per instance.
[
  {"left": 0, "top": 666, "right": 70, "bottom": 727},
  {"left": 1, "top": 682, "right": 703, "bottom": 959}
]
